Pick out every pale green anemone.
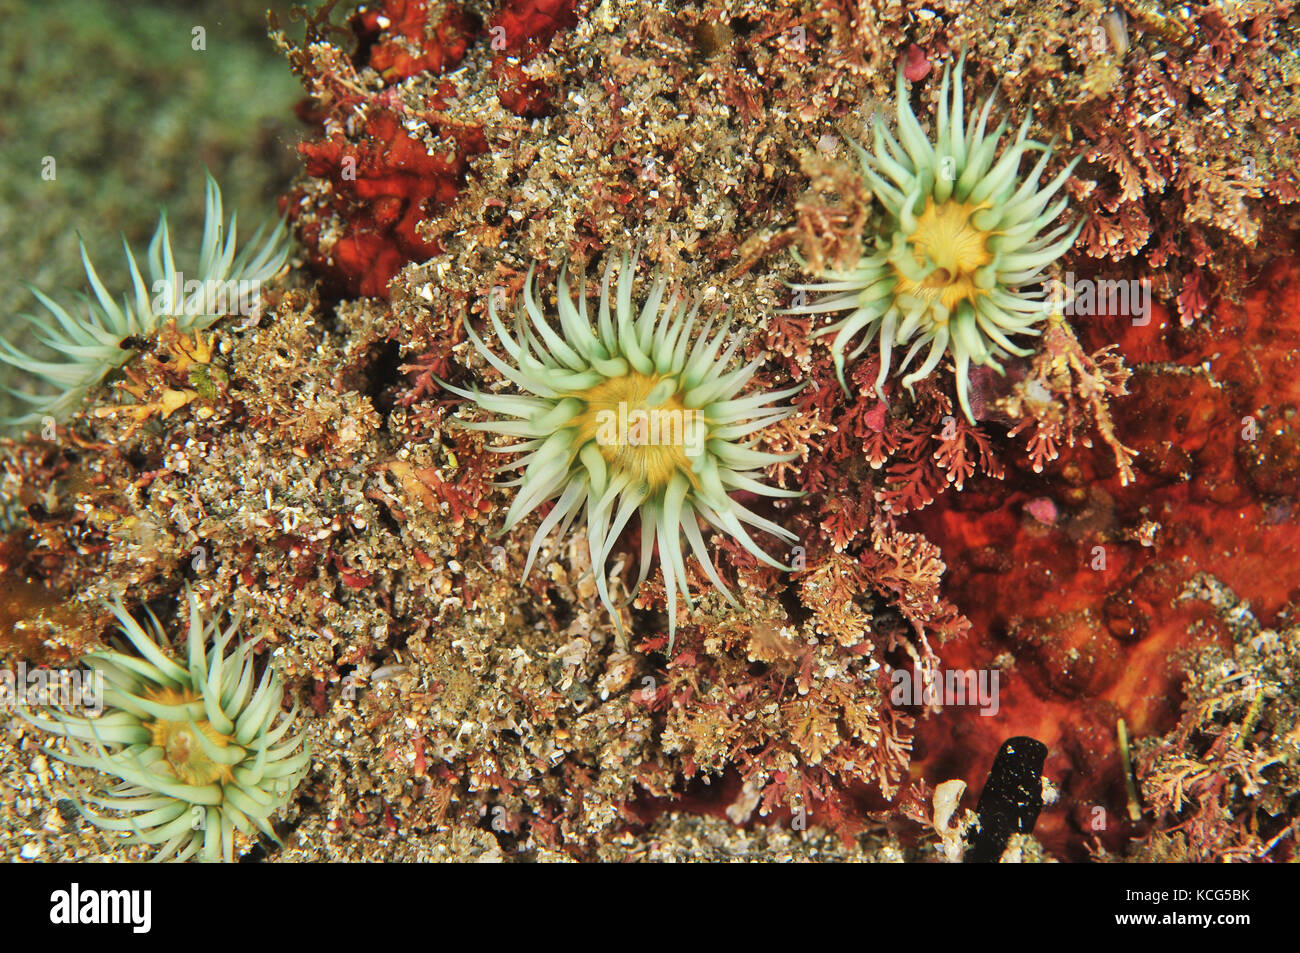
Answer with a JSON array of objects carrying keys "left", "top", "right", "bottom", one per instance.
[
  {"left": 22, "top": 590, "right": 310, "bottom": 862},
  {"left": 0, "top": 173, "right": 289, "bottom": 426},
  {"left": 441, "top": 254, "right": 802, "bottom": 647},
  {"left": 787, "top": 55, "right": 1081, "bottom": 422}
]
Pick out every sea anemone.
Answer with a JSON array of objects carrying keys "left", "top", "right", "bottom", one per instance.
[
  {"left": 22, "top": 590, "right": 310, "bottom": 862},
  {"left": 441, "top": 254, "right": 801, "bottom": 647},
  {"left": 787, "top": 55, "right": 1081, "bottom": 422},
  {"left": 0, "top": 173, "right": 289, "bottom": 426}
]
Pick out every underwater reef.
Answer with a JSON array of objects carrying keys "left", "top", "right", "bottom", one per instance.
[{"left": 1, "top": 0, "right": 1299, "bottom": 862}]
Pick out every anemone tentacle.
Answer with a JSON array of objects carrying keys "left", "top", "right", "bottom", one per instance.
[
  {"left": 786, "top": 54, "right": 1081, "bottom": 422},
  {"left": 444, "top": 255, "right": 801, "bottom": 648},
  {"left": 21, "top": 589, "right": 310, "bottom": 863},
  {"left": 1, "top": 174, "right": 290, "bottom": 426}
]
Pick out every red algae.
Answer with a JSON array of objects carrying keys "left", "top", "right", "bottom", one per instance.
[
  {"left": 356, "top": 0, "right": 477, "bottom": 81},
  {"left": 906, "top": 253, "right": 1300, "bottom": 858},
  {"left": 297, "top": 108, "right": 487, "bottom": 297},
  {"left": 282, "top": 1, "right": 488, "bottom": 298},
  {"left": 283, "top": 0, "right": 580, "bottom": 296},
  {"left": 488, "top": 0, "right": 580, "bottom": 57}
]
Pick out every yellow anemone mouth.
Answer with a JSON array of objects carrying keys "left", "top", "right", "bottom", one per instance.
[
  {"left": 143, "top": 686, "right": 236, "bottom": 787},
  {"left": 893, "top": 198, "right": 994, "bottom": 315},
  {"left": 570, "top": 372, "right": 702, "bottom": 493}
]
